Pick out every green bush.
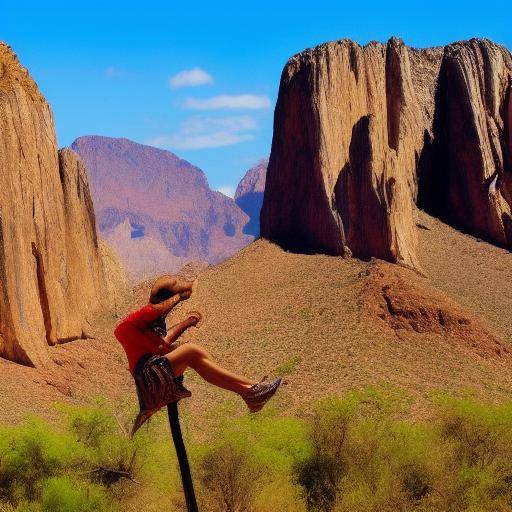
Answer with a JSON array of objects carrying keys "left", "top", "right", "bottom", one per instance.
[
  {"left": 293, "top": 389, "right": 422, "bottom": 512},
  {"left": 292, "top": 390, "right": 512, "bottom": 512},
  {"left": 432, "top": 394, "right": 512, "bottom": 511},
  {"left": 194, "top": 406, "right": 309, "bottom": 511},
  {"left": 41, "top": 476, "right": 110, "bottom": 512},
  {"left": 3, "top": 390, "right": 512, "bottom": 512},
  {"left": 198, "top": 442, "right": 260, "bottom": 512},
  {"left": 0, "top": 418, "right": 79, "bottom": 502},
  {"left": 0, "top": 402, "right": 152, "bottom": 510},
  {"left": 60, "top": 402, "right": 151, "bottom": 487}
]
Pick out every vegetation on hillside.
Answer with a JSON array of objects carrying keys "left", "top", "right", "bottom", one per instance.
[{"left": 1, "top": 388, "right": 512, "bottom": 512}]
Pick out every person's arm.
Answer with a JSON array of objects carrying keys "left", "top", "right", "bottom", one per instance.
[
  {"left": 122, "top": 292, "right": 187, "bottom": 332},
  {"left": 165, "top": 314, "right": 201, "bottom": 344},
  {"left": 149, "top": 293, "right": 182, "bottom": 317}
]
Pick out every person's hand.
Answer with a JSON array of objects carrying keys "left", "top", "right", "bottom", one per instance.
[
  {"left": 175, "top": 278, "right": 193, "bottom": 300},
  {"left": 187, "top": 311, "right": 202, "bottom": 326},
  {"left": 157, "top": 342, "right": 171, "bottom": 354},
  {"left": 179, "top": 289, "right": 192, "bottom": 300}
]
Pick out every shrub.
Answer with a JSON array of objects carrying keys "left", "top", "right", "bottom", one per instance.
[
  {"left": 198, "top": 442, "right": 260, "bottom": 512},
  {"left": 195, "top": 407, "right": 308, "bottom": 511},
  {"left": 0, "top": 418, "right": 78, "bottom": 502},
  {"left": 41, "top": 476, "right": 111, "bottom": 512},
  {"left": 432, "top": 394, "right": 512, "bottom": 511},
  {"left": 4, "top": 390, "right": 512, "bottom": 512},
  {"left": 60, "top": 402, "right": 150, "bottom": 487},
  {"left": 293, "top": 389, "right": 438, "bottom": 512}
]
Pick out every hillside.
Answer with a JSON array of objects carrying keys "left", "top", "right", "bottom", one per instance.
[
  {"left": 71, "top": 136, "right": 253, "bottom": 280},
  {"left": 1, "top": 211, "right": 511, "bottom": 425}
]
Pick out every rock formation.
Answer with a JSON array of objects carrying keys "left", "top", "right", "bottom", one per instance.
[
  {"left": 361, "top": 260, "right": 508, "bottom": 358},
  {"left": 0, "top": 44, "right": 124, "bottom": 367},
  {"left": 261, "top": 38, "right": 512, "bottom": 268},
  {"left": 71, "top": 136, "right": 253, "bottom": 279},
  {"left": 234, "top": 158, "right": 268, "bottom": 236}
]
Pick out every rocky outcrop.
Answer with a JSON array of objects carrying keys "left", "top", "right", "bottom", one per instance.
[
  {"left": 234, "top": 158, "right": 268, "bottom": 236},
  {"left": 71, "top": 136, "right": 253, "bottom": 279},
  {"left": 0, "top": 44, "right": 123, "bottom": 366},
  {"left": 361, "top": 260, "right": 508, "bottom": 358},
  {"left": 261, "top": 38, "right": 512, "bottom": 268},
  {"left": 419, "top": 40, "right": 512, "bottom": 245}
]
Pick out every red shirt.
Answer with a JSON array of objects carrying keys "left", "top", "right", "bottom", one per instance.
[{"left": 114, "top": 304, "right": 164, "bottom": 374}]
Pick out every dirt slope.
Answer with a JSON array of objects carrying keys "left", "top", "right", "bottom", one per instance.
[
  {"left": 417, "top": 210, "right": 512, "bottom": 340},
  {"left": 1, "top": 212, "right": 511, "bottom": 424}
]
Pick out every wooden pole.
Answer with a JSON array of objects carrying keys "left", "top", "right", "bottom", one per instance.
[{"left": 167, "top": 401, "right": 199, "bottom": 512}]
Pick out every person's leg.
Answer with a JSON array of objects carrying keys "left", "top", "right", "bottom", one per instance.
[{"left": 165, "top": 343, "right": 256, "bottom": 394}]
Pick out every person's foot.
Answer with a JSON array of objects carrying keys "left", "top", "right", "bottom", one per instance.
[{"left": 241, "top": 377, "right": 282, "bottom": 413}]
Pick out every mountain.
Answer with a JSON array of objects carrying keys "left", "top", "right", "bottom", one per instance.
[
  {"left": 0, "top": 43, "right": 124, "bottom": 367},
  {"left": 71, "top": 136, "right": 253, "bottom": 280},
  {"left": 234, "top": 158, "right": 268, "bottom": 236},
  {"left": 261, "top": 38, "right": 512, "bottom": 270}
]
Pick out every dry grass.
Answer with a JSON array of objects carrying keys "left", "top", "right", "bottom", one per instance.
[
  {"left": 417, "top": 210, "right": 512, "bottom": 340},
  {"left": 1, "top": 211, "right": 511, "bottom": 426}
]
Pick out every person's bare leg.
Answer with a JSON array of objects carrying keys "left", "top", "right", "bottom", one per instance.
[{"left": 165, "top": 343, "right": 256, "bottom": 394}]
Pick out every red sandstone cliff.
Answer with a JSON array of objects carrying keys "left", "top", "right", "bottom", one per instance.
[
  {"left": 261, "top": 38, "right": 512, "bottom": 268},
  {"left": 0, "top": 44, "right": 124, "bottom": 366}
]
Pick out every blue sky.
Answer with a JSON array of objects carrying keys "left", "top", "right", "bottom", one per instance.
[{"left": 3, "top": 0, "right": 511, "bottom": 196}]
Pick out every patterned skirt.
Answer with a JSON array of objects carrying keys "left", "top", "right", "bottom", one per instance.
[{"left": 131, "top": 354, "right": 191, "bottom": 436}]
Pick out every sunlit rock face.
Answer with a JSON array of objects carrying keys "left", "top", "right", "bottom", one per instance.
[
  {"left": 261, "top": 38, "right": 512, "bottom": 268},
  {"left": 0, "top": 43, "right": 123, "bottom": 366}
]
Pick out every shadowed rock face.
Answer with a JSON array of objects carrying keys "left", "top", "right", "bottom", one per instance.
[
  {"left": 234, "top": 158, "right": 268, "bottom": 236},
  {"left": 71, "top": 136, "right": 253, "bottom": 280},
  {"left": 0, "top": 44, "right": 123, "bottom": 366},
  {"left": 261, "top": 37, "right": 512, "bottom": 268},
  {"left": 420, "top": 40, "right": 512, "bottom": 245}
]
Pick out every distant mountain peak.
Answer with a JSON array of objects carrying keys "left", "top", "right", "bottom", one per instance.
[
  {"left": 72, "top": 135, "right": 252, "bottom": 279},
  {"left": 235, "top": 158, "right": 268, "bottom": 237}
]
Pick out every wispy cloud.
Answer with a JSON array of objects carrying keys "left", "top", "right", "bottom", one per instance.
[
  {"left": 169, "top": 67, "right": 214, "bottom": 88},
  {"left": 152, "top": 132, "right": 253, "bottom": 150},
  {"left": 104, "top": 66, "right": 125, "bottom": 79},
  {"left": 183, "top": 94, "right": 271, "bottom": 110},
  {"left": 148, "top": 115, "right": 258, "bottom": 150},
  {"left": 217, "top": 185, "right": 236, "bottom": 198},
  {"left": 180, "top": 116, "right": 257, "bottom": 133}
]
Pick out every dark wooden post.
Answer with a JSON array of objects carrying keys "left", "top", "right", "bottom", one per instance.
[{"left": 167, "top": 401, "right": 199, "bottom": 512}]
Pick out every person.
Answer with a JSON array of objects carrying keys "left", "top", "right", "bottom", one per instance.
[{"left": 114, "top": 274, "right": 281, "bottom": 435}]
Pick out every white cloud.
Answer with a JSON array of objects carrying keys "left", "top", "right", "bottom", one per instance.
[
  {"left": 183, "top": 94, "right": 271, "bottom": 110},
  {"left": 148, "top": 115, "right": 258, "bottom": 150},
  {"left": 151, "top": 132, "right": 254, "bottom": 150},
  {"left": 169, "top": 67, "right": 214, "bottom": 88},
  {"left": 179, "top": 116, "right": 257, "bottom": 134},
  {"left": 217, "top": 185, "right": 236, "bottom": 198}
]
